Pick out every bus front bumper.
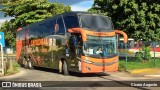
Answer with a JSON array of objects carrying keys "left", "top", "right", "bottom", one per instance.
[{"left": 80, "top": 56, "right": 119, "bottom": 73}]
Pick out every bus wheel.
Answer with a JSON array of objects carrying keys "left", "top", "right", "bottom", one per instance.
[
  {"left": 27, "top": 58, "right": 33, "bottom": 69},
  {"left": 62, "top": 60, "right": 69, "bottom": 75},
  {"left": 23, "top": 58, "right": 28, "bottom": 69}
]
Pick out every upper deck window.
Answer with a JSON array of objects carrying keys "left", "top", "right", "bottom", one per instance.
[
  {"left": 17, "top": 30, "right": 23, "bottom": 40},
  {"left": 80, "top": 14, "right": 113, "bottom": 31},
  {"left": 63, "top": 15, "right": 79, "bottom": 31},
  {"left": 56, "top": 17, "right": 65, "bottom": 35}
]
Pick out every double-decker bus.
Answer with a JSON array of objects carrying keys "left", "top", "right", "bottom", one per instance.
[{"left": 16, "top": 12, "right": 127, "bottom": 75}]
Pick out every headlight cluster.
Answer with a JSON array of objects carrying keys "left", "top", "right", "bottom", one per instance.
[{"left": 83, "top": 59, "right": 92, "bottom": 64}]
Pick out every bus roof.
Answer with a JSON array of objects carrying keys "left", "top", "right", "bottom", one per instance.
[
  {"left": 19, "top": 12, "right": 94, "bottom": 28},
  {"left": 18, "top": 11, "right": 112, "bottom": 32}
]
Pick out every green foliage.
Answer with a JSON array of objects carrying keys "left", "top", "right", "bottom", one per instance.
[
  {"left": 136, "top": 46, "right": 151, "bottom": 62},
  {"left": 5, "top": 60, "right": 20, "bottom": 75},
  {"left": 0, "top": 21, "right": 16, "bottom": 47},
  {"left": 142, "top": 46, "right": 151, "bottom": 60},
  {"left": 89, "top": 0, "right": 160, "bottom": 41},
  {"left": 0, "top": 0, "right": 9, "bottom": 4},
  {"left": 119, "top": 61, "right": 127, "bottom": 71},
  {"left": 136, "top": 52, "right": 143, "bottom": 62},
  {"left": 119, "top": 58, "right": 160, "bottom": 70},
  {"left": 0, "top": 0, "right": 71, "bottom": 47}
]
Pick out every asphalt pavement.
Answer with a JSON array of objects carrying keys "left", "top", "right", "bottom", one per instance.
[{"left": 0, "top": 67, "right": 159, "bottom": 90}]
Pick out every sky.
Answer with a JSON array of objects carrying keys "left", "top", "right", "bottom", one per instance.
[
  {"left": 49, "top": 0, "right": 94, "bottom": 11},
  {"left": 0, "top": 0, "right": 94, "bottom": 25}
]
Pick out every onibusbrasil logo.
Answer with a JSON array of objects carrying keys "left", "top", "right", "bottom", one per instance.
[{"left": 2, "top": 82, "right": 42, "bottom": 88}]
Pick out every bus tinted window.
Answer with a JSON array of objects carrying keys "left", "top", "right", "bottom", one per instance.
[
  {"left": 30, "top": 25, "right": 38, "bottom": 39},
  {"left": 63, "top": 16, "right": 79, "bottom": 30},
  {"left": 56, "top": 17, "right": 65, "bottom": 35},
  {"left": 80, "top": 14, "right": 113, "bottom": 31},
  {"left": 17, "top": 30, "right": 23, "bottom": 40},
  {"left": 41, "top": 20, "right": 55, "bottom": 37},
  {"left": 48, "top": 20, "right": 55, "bottom": 35}
]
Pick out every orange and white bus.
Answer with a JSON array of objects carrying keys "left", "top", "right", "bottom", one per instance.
[
  {"left": 118, "top": 38, "right": 160, "bottom": 58},
  {"left": 16, "top": 12, "right": 127, "bottom": 75}
]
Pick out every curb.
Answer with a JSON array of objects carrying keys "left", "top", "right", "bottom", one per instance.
[
  {"left": 109, "top": 71, "right": 160, "bottom": 79},
  {"left": 144, "top": 75, "right": 160, "bottom": 77}
]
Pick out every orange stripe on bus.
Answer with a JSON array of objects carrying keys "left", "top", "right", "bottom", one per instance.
[
  {"left": 114, "top": 30, "right": 128, "bottom": 43},
  {"left": 68, "top": 28, "right": 116, "bottom": 41},
  {"left": 17, "top": 28, "right": 22, "bottom": 31},
  {"left": 16, "top": 41, "right": 22, "bottom": 61},
  {"left": 81, "top": 56, "right": 118, "bottom": 63}
]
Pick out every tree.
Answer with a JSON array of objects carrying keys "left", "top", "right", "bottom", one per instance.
[
  {"left": 0, "top": 21, "right": 15, "bottom": 47},
  {"left": 89, "top": 0, "right": 160, "bottom": 41},
  {"left": 0, "top": 0, "right": 9, "bottom": 4},
  {"left": 0, "top": 0, "right": 71, "bottom": 47}
]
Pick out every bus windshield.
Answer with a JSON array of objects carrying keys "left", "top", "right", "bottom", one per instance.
[
  {"left": 83, "top": 36, "right": 117, "bottom": 58},
  {"left": 79, "top": 14, "right": 113, "bottom": 31}
]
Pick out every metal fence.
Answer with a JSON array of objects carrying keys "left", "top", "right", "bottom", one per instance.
[
  {"left": 0, "top": 46, "right": 16, "bottom": 75},
  {"left": 118, "top": 41, "right": 160, "bottom": 70}
]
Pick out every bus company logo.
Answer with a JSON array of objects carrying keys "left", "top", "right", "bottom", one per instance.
[
  {"left": 2, "top": 82, "right": 11, "bottom": 87},
  {"left": 94, "top": 32, "right": 106, "bottom": 36}
]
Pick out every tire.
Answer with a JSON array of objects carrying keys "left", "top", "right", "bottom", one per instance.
[
  {"left": 28, "top": 58, "right": 33, "bottom": 69},
  {"left": 62, "top": 60, "right": 69, "bottom": 75}
]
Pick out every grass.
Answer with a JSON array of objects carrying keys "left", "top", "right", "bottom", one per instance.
[
  {"left": 5, "top": 60, "right": 20, "bottom": 76},
  {"left": 119, "top": 58, "right": 160, "bottom": 71}
]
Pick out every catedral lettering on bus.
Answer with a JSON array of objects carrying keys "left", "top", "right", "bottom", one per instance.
[
  {"left": 30, "top": 38, "right": 49, "bottom": 46},
  {"left": 16, "top": 12, "right": 127, "bottom": 75}
]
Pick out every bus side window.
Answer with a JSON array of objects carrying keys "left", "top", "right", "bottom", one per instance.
[
  {"left": 55, "top": 17, "right": 65, "bottom": 35},
  {"left": 17, "top": 30, "right": 22, "bottom": 40}
]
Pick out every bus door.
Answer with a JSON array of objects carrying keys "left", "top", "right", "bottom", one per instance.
[{"left": 68, "top": 35, "right": 81, "bottom": 70}]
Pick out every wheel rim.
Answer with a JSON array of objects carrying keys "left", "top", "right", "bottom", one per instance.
[{"left": 28, "top": 61, "right": 32, "bottom": 68}]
